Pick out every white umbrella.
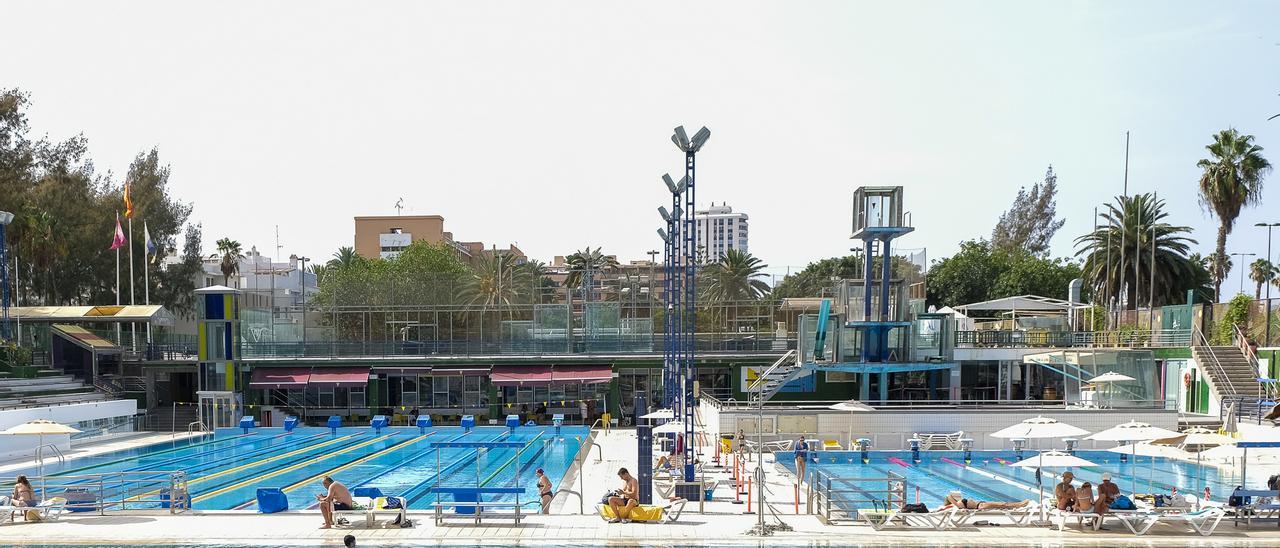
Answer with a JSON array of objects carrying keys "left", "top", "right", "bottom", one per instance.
[
  {"left": 639, "top": 409, "right": 675, "bottom": 420},
  {"left": 653, "top": 421, "right": 686, "bottom": 434},
  {"left": 1108, "top": 442, "right": 1195, "bottom": 496},
  {"left": 828, "top": 399, "right": 875, "bottom": 447},
  {"left": 1011, "top": 450, "right": 1098, "bottom": 469},
  {"left": 1088, "top": 372, "right": 1135, "bottom": 383},
  {"left": 992, "top": 417, "right": 1089, "bottom": 523},
  {"left": 1087, "top": 421, "right": 1182, "bottom": 494},
  {"left": 4, "top": 419, "right": 81, "bottom": 497}
]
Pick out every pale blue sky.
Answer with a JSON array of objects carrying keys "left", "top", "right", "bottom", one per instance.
[{"left": 4, "top": 1, "right": 1279, "bottom": 298}]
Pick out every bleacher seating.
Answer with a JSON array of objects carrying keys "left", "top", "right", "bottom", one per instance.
[{"left": 0, "top": 375, "right": 105, "bottom": 409}]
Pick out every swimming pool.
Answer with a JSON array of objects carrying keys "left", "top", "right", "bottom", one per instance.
[
  {"left": 779, "top": 450, "right": 1245, "bottom": 510},
  {"left": 11, "top": 425, "right": 588, "bottom": 511}
]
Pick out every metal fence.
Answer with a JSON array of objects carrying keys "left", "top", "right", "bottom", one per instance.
[
  {"left": 808, "top": 468, "right": 906, "bottom": 523},
  {"left": 954, "top": 328, "right": 1192, "bottom": 349},
  {"left": 0, "top": 471, "right": 189, "bottom": 514}
]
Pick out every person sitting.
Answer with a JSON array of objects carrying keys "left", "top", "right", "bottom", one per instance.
[
  {"left": 1095, "top": 473, "right": 1120, "bottom": 513},
  {"left": 942, "top": 491, "right": 1030, "bottom": 511},
  {"left": 1076, "top": 481, "right": 1096, "bottom": 512},
  {"left": 316, "top": 475, "right": 355, "bottom": 529},
  {"left": 1054, "top": 471, "right": 1077, "bottom": 511},
  {"left": 11, "top": 475, "right": 35, "bottom": 507},
  {"left": 606, "top": 468, "right": 639, "bottom": 523}
]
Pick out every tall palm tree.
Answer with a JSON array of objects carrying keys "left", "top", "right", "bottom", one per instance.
[
  {"left": 1251, "top": 258, "right": 1277, "bottom": 300},
  {"left": 564, "top": 247, "right": 618, "bottom": 301},
  {"left": 1202, "top": 251, "right": 1232, "bottom": 297},
  {"left": 215, "top": 238, "right": 244, "bottom": 286},
  {"left": 1197, "top": 128, "right": 1272, "bottom": 300},
  {"left": 1075, "top": 193, "right": 1199, "bottom": 308},
  {"left": 701, "top": 249, "right": 771, "bottom": 329},
  {"left": 327, "top": 246, "right": 362, "bottom": 270},
  {"left": 459, "top": 252, "right": 525, "bottom": 309}
]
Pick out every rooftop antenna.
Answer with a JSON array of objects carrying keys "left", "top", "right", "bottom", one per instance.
[{"left": 395, "top": 198, "right": 404, "bottom": 216}]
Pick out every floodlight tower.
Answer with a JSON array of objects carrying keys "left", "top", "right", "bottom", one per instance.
[
  {"left": 669, "top": 125, "right": 709, "bottom": 495},
  {"left": 657, "top": 174, "right": 685, "bottom": 408}
]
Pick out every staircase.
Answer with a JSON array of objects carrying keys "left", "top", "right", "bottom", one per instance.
[
  {"left": 1191, "top": 345, "right": 1264, "bottom": 399},
  {"left": 748, "top": 349, "right": 800, "bottom": 405},
  {"left": 0, "top": 374, "right": 107, "bottom": 409}
]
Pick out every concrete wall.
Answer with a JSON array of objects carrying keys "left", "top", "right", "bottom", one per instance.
[
  {"left": 707, "top": 404, "right": 1179, "bottom": 452},
  {"left": 0, "top": 400, "right": 138, "bottom": 459}
]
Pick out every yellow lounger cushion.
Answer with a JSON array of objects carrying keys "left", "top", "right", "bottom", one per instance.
[{"left": 599, "top": 504, "right": 664, "bottom": 522}]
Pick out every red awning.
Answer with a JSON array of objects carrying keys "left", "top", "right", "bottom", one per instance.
[
  {"left": 551, "top": 365, "right": 613, "bottom": 384},
  {"left": 308, "top": 367, "right": 370, "bottom": 388},
  {"left": 249, "top": 367, "right": 311, "bottom": 389},
  {"left": 491, "top": 365, "right": 553, "bottom": 386}
]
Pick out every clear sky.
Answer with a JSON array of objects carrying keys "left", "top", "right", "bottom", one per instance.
[{"left": 5, "top": 1, "right": 1279, "bottom": 294}]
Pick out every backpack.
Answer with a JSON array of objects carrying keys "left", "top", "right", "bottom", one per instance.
[
  {"left": 1110, "top": 495, "right": 1136, "bottom": 510},
  {"left": 1229, "top": 487, "right": 1250, "bottom": 507},
  {"left": 902, "top": 503, "right": 929, "bottom": 513}
]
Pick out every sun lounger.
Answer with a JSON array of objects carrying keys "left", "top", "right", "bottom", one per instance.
[
  {"left": 914, "top": 431, "right": 964, "bottom": 450},
  {"left": 1149, "top": 507, "right": 1226, "bottom": 536},
  {"left": 1055, "top": 507, "right": 1162, "bottom": 535},
  {"left": 334, "top": 496, "right": 406, "bottom": 528},
  {"left": 822, "top": 439, "right": 842, "bottom": 450},
  {"left": 859, "top": 507, "right": 955, "bottom": 530},
  {"left": 597, "top": 498, "right": 688, "bottom": 523},
  {"left": 948, "top": 503, "right": 1039, "bottom": 527},
  {"left": 4, "top": 497, "right": 66, "bottom": 524}
]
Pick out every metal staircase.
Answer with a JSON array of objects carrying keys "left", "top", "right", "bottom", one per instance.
[
  {"left": 1191, "top": 328, "right": 1263, "bottom": 400},
  {"left": 748, "top": 349, "right": 799, "bottom": 405}
]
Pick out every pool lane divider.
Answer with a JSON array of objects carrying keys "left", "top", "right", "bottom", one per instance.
[
  {"left": 128, "top": 433, "right": 363, "bottom": 502},
  {"left": 402, "top": 430, "right": 516, "bottom": 504},
  {"left": 237, "top": 432, "right": 436, "bottom": 510},
  {"left": 886, "top": 456, "right": 911, "bottom": 468},
  {"left": 344, "top": 428, "right": 478, "bottom": 489},
  {"left": 193, "top": 433, "right": 397, "bottom": 503},
  {"left": 50, "top": 433, "right": 258, "bottom": 477},
  {"left": 480, "top": 432, "right": 546, "bottom": 487}
]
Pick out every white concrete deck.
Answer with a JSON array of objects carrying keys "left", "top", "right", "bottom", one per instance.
[
  {"left": 0, "top": 431, "right": 207, "bottom": 475},
  {"left": 5, "top": 428, "right": 1280, "bottom": 546}
]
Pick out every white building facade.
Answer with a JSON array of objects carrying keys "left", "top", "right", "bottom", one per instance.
[{"left": 695, "top": 202, "right": 749, "bottom": 262}]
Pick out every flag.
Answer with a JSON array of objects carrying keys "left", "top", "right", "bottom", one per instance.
[
  {"left": 144, "top": 221, "right": 156, "bottom": 262},
  {"left": 123, "top": 181, "right": 135, "bottom": 219},
  {"left": 109, "top": 214, "right": 126, "bottom": 250}
]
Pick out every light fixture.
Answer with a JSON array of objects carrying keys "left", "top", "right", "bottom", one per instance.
[
  {"left": 657, "top": 228, "right": 669, "bottom": 242},
  {"left": 689, "top": 127, "right": 711, "bottom": 152},
  {"left": 658, "top": 207, "right": 672, "bottom": 224},
  {"left": 671, "top": 126, "right": 711, "bottom": 153},
  {"left": 0, "top": 211, "right": 13, "bottom": 225},
  {"left": 671, "top": 126, "right": 691, "bottom": 151}
]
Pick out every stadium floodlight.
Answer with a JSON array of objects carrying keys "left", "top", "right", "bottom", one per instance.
[
  {"left": 674, "top": 175, "right": 688, "bottom": 194},
  {"left": 663, "top": 174, "right": 680, "bottom": 195},
  {"left": 657, "top": 228, "right": 669, "bottom": 242},
  {"left": 672, "top": 126, "right": 691, "bottom": 151},
  {"left": 689, "top": 127, "right": 711, "bottom": 152},
  {"left": 658, "top": 206, "right": 672, "bottom": 224}
]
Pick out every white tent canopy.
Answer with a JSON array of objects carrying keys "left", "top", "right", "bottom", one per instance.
[{"left": 953, "top": 295, "right": 1090, "bottom": 313}]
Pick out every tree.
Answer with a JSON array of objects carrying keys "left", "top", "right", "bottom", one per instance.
[
  {"left": 460, "top": 253, "right": 526, "bottom": 309},
  {"left": 991, "top": 166, "right": 1066, "bottom": 256},
  {"left": 926, "top": 239, "right": 1082, "bottom": 308},
  {"left": 701, "top": 249, "right": 771, "bottom": 303},
  {"left": 1250, "top": 258, "right": 1277, "bottom": 300},
  {"left": 1202, "top": 251, "right": 1232, "bottom": 298},
  {"left": 1196, "top": 128, "right": 1272, "bottom": 299},
  {"left": 327, "top": 246, "right": 362, "bottom": 270},
  {"left": 215, "top": 238, "right": 243, "bottom": 286},
  {"left": 152, "top": 224, "right": 203, "bottom": 316},
  {"left": 564, "top": 247, "right": 619, "bottom": 300},
  {"left": 772, "top": 254, "right": 923, "bottom": 300},
  {"left": 1074, "top": 193, "right": 1202, "bottom": 308}
]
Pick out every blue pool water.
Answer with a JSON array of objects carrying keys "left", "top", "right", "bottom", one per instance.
[
  {"left": 15, "top": 426, "right": 588, "bottom": 511},
  {"left": 780, "top": 450, "right": 1245, "bottom": 510}
]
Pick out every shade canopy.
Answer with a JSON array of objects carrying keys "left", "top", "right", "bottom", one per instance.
[
  {"left": 1010, "top": 450, "right": 1097, "bottom": 469},
  {"left": 551, "top": 365, "right": 613, "bottom": 384},
  {"left": 308, "top": 367, "right": 370, "bottom": 388},
  {"left": 1088, "top": 372, "right": 1135, "bottom": 384},
  {"left": 990, "top": 416, "right": 1089, "bottom": 440},
  {"left": 954, "top": 295, "right": 1089, "bottom": 313},
  {"left": 491, "top": 365, "right": 553, "bottom": 386},
  {"left": 1086, "top": 421, "right": 1181, "bottom": 442},
  {"left": 4, "top": 419, "right": 82, "bottom": 435},
  {"left": 653, "top": 421, "right": 687, "bottom": 434},
  {"left": 640, "top": 409, "right": 676, "bottom": 420},
  {"left": 1153, "top": 430, "right": 1237, "bottom": 448},
  {"left": 828, "top": 399, "right": 876, "bottom": 412},
  {"left": 1107, "top": 442, "right": 1194, "bottom": 460},
  {"left": 249, "top": 367, "right": 311, "bottom": 389}
]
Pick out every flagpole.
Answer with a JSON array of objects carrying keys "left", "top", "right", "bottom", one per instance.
[
  {"left": 144, "top": 222, "right": 151, "bottom": 344},
  {"left": 128, "top": 217, "right": 136, "bottom": 352},
  {"left": 115, "top": 212, "right": 121, "bottom": 350}
]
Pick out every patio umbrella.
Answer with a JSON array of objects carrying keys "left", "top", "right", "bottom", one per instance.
[
  {"left": 1086, "top": 421, "right": 1181, "bottom": 494},
  {"left": 653, "top": 421, "right": 686, "bottom": 434},
  {"left": 828, "top": 399, "right": 875, "bottom": 447},
  {"left": 992, "top": 417, "right": 1090, "bottom": 522},
  {"left": 639, "top": 408, "right": 675, "bottom": 420},
  {"left": 1085, "top": 372, "right": 1134, "bottom": 408},
  {"left": 4, "top": 419, "right": 81, "bottom": 497},
  {"left": 1107, "top": 443, "right": 1194, "bottom": 496}
]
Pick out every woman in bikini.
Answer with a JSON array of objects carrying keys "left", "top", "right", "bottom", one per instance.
[
  {"left": 942, "top": 491, "right": 1030, "bottom": 511},
  {"left": 536, "top": 468, "right": 553, "bottom": 514}
]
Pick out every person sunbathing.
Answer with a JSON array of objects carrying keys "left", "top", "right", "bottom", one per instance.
[{"left": 942, "top": 491, "right": 1030, "bottom": 511}]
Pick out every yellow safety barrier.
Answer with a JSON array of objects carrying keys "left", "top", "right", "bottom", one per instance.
[{"left": 193, "top": 433, "right": 397, "bottom": 503}]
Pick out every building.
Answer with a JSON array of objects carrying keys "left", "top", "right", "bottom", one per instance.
[
  {"left": 164, "top": 247, "right": 318, "bottom": 342},
  {"left": 695, "top": 202, "right": 748, "bottom": 262},
  {"left": 353, "top": 214, "right": 525, "bottom": 264}
]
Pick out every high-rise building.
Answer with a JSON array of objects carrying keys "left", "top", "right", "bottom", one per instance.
[{"left": 695, "top": 202, "right": 749, "bottom": 262}]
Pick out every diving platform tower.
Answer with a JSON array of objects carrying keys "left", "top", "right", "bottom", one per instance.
[{"left": 750, "top": 186, "right": 956, "bottom": 405}]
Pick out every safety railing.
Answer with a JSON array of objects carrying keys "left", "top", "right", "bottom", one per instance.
[
  {"left": 955, "top": 328, "right": 1192, "bottom": 349},
  {"left": 1193, "top": 326, "right": 1238, "bottom": 397},
  {"left": 710, "top": 396, "right": 1176, "bottom": 412},
  {"left": 1221, "top": 395, "right": 1277, "bottom": 426},
  {"left": 0, "top": 471, "right": 190, "bottom": 514},
  {"left": 1233, "top": 324, "right": 1272, "bottom": 399},
  {"left": 809, "top": 468, "right": 906, "bottom": 524}
]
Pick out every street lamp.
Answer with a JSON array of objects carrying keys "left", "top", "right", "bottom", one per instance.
[
  {"left": 1230, "top": 252, "right": 1256, "bottom": 296},
  {"left": 1257, "top": 222, "right": 1280, "bottom": 345},
  {"left": 0, "top": 210, "right": 13, "bottom": 342}
]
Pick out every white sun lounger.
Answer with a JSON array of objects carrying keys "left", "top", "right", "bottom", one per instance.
[
  {"left": 334, "top": 496, "right": 406, "bottom": 528},
  {"left": 859, "top": 507, "right": 956, "bottom": 530},
  {"left": 948, "top": 503, "right": 1039, "bottom": 527},
  {"left": 3, "top": 497, "right": 67, "bottom": 524}
]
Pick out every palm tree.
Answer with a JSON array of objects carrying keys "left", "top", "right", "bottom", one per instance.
[
  {"left": 1196, "top": 128, "right": 1272, "bottom": 300},
  {"left": 459, "top": 252, "right": 525, "bottom": 309},
  {"left": 1075, "top": 193, "right": 1200, "bottom": 308},
  {"left": 1202, "top": 251, "right": 1232, "bottom": 297},
  {"left": 564, "top": 247, "right": 618, "bottom": 301},
  {"left": 215, "top": 238, "right": 244, "bottom": 286},
  {"left": 701, "top": 249, "right": 771, "bottom": 329},
  {"left": 1251, "top": 258, "right": 1277, "bottom": 300},
  {"left": 23, "top": 210, "right": 64, "bottom": 303},
  {"left": 327, "top": 246, "right": 362, "bottom": 270}
]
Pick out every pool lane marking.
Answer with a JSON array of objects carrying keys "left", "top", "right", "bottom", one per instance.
[
  {"left": 403, "top": 430, "right": 512, "bottom": 503},
  {"left": 939, "top": 456, "right": 1042, "bottom": 496},
  {"left": 234, "top": 433, "right": 434, "bottom": 510},
  {"left": 193, "top": 433, "right": 396, "bottom": 503},
  {"left": 49, "top": 433, "right": 253, "bottom": 477},
  {"left": 342, "top": 428, "right": 475, "bottom": 490},
  {"left": 886, "top": 457, "right": 912, "bottom": 468},
  {"left": 128, "top": 433, "right": 361, "bottom": 502},
  {"left": 480, "top": 432, "right": 546, "bottom": 487}
]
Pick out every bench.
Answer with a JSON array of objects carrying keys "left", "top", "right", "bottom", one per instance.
[
  {"left": 1230, "top": 488, "right": 1280, "bottom": 526},
  {"left": 425, "top": 487, "right": 527, "bottom": 526}
]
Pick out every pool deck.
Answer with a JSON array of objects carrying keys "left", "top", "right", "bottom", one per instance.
[
  {"left": 0, "top": 431, "right": 207, "bottom": 475},
  {"left": 7, "top": 428, "right": 1280, "bottom": 546}
]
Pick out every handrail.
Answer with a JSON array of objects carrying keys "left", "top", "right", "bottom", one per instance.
[
  {"left": 1233, "top": 324, "right": 1270, "bottom": 398},
  {"left": 1193, "top": 326, "right": 1238, "bottom": 397},
  {"left": 0, "top": 471, "right": 189, "bottom": 514},
  {"left": 748, "top": 349, "right": 798, "bottom": 393},
  {"left": 187, "top": 420, "right": 207, "bottom": 434}
]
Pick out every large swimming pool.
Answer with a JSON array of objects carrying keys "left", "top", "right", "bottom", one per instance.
[
  {"left": 12, "top": 425, "right": 588, "bottom": 511},
  {"left": 779, "top": 450, "right": 1245, "bottom": 510}
]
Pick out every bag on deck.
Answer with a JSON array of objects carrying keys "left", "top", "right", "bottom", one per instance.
[
  {"left": 1110, "top": 495, "right": 1136, "bottom": 510},
  {"left": 901, "top": 503, "right": 929, "bottom": 513}
]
